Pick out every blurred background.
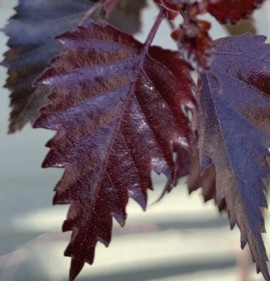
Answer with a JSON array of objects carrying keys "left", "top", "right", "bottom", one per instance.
[{"left": 0, "top": 1, "right": 270, "bottom": 281}]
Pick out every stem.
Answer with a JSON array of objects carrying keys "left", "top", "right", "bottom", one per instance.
[
  {"left": 144, "top": 8, "right": 166, "bottom": 49},
  {"left": 79, "top": 2, "right": 102, "bottom": 25},
  {"left": 167, "top": 19, "right": 176, "bottom": 31},
  {"left": 105, "top": 0, "right": 120, "bottom": 17}
]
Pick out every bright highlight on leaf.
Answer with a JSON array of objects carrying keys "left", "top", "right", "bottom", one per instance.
[{"left": 34, "top": 20, "right": 195, "bottom": 280}]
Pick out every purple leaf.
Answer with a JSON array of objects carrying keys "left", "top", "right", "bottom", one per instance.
[
  {"left": 198, "top": 34, "right": 270, "bottom": 280},
  {"left": 2, "top": 0, "right": 95, "bottom": 133},
  {"left": 34, "top": 21, "right": 195, "bottom": 280},
  {"left": 2, "top": 0, "right": 146, "bottom": 133}
]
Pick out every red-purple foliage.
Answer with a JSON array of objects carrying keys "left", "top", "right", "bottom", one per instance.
[
  {"left": 2, "top": 0, "right": 270, "bottom": 281},
  {"left": 2, "top": 0, "right": 146, "bottom": 133},
  {"left": 34, "top": 20, "right": 195, "bottom": 280},
  {"left": 198, "top": 35, "right": 270, "bottom": 280},
  {"left": 207, "top": 0, "right": 265, "bottom": 23}
]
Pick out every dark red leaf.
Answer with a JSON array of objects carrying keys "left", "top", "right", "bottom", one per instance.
[
  {"left": 187, "top": 152, "right": 215, "bottom": 200},
  {"left": 34, "top": 21, "right": 195, "bottom": 280},
  {"left": 173, "top": 18, "right": 213, "bottom": 71},
  {"left": 164, "top": 1, "right": 213, "bottom": 71},
  {"left": 207, "top": 0, "right": 265, "bottom": 24},
  {"left": 198, "top": 34, "right": 270, "bottom": 280},
  {"left": 174, "top": 141, "right": 227, "bottom": 211},
  {"left": 186, "top": 150, "right": 227, "bottom": 211}
]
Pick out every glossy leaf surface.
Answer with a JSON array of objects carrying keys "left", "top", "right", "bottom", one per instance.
[
  {"left": 34, "top": 21, "right": 195, "bottom": 280},
  {"left": 207, "top": 0, "right": 264, "bottom": 24},
  {"left": 198, "top": 34, "right": 270, "bottom": 280},
  {"left": 2, "top": 0, "right": 146, "bottom": 133}
]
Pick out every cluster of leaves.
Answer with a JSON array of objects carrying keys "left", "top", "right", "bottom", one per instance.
[{"left": 2, "top": 0, "right": 270, "bottom": 280}]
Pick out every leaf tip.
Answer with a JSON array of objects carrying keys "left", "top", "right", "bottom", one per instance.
[
  {"left": 34, "top": 67, "right": 58, "bottom": 87},
  {"left": 41, "top": 157, "right": 53, "bottom": 168},
  {"left": 240, "top": 237, "right": 248, "bottom": 249},
  {"left": 53, "top": 191, "right": 70, "bottom": 205},
  {"left": 62, "top": 219, "right": 73, "bottom": 232},
  {"left": 69, "top": 257, "right": 85, "bottom": 281},
  {"left": 113, "top": 212, "right": 126, "bottom": 227},
  {"left": 33, "top": 115, "right": 43, "bottom": 129},
  {"left": 153, "top": 180, "right": 174, "bottom": 204}
]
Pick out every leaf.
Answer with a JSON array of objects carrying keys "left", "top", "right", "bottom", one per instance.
[
  {"left": 186, "top": 150, "right": 227, "bottom": 211},
  {"left": 2, "top": 0, "right": 146, "bottom": 133},
  {"left": 34, "top": 21, "right": 195, "bottom": 280},
  {"left": 207, "top": 0, "right": 265, "bottom": 24},
  {"left": 187, "top": 152, "right": 215, "bottom": 200},
  {"left": 174, "top": 142, "right": 227, "bottom": 210},
  {"left": 165, "top": 2, "right": 213, "bottom": 71},
  {"left": 2, "top": 0, "right": 95, "bottom": 133},
  {"left": 172, "top": 19, "right": 213, "bottom": 71},
  {"left": 198, "top": 34, "right": 270, "bottom": 280}
]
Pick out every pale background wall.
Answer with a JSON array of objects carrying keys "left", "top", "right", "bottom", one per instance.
[{"left": 0, "top": 1, "right": 269, "bottom": 281}]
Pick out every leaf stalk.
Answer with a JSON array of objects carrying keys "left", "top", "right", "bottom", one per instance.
[{"left": 144, "top": 8, "right": 166, "bottom": 49}]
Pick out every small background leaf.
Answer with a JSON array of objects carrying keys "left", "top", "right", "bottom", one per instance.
[
  {"left": 207, "top": 0, "right": 264, "bottom": 24},
  {"left": 173, "top": 19, "right": 213, "bottom": 71}
]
